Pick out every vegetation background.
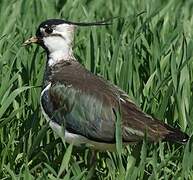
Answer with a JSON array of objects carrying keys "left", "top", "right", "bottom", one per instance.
[{"left": 0, "top": 0, "right": 193, "bottom": 179}]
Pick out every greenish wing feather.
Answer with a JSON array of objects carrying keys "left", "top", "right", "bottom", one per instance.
[{"left": 49, "top": 83, "right": 116, "bottom": 143}]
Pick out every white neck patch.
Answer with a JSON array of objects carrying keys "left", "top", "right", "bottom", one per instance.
[
  {"left": 42, "top": 24, "right": 75, "bottom": 66},
  {"left": 48, "top": 49, "right": 74, "bottom": 66}
]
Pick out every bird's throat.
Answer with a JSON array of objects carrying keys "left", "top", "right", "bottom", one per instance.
[{"left": 48, "top": 48, "right": 74, "bottom": 66}]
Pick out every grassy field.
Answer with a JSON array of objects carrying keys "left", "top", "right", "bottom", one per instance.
[{"left": 0, "top": 0, "right": 193, "bottom": 179}]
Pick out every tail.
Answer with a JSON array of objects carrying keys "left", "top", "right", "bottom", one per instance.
[
  {"left": 121, "top": 99, "right": 189, "bottom": 144},
  {"left": 163, "top": 124, "right": 189, "bottom": 144}
]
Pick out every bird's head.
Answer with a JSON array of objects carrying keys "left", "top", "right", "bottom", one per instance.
[
  {"left": 24, "top": 19, "right": 75, "bottom": 53},
  {"left": 24, "top": 18, "right": 113, "bottom": 53},
  {"left": 24, "top": 18, "right": 114, "bottom": 65}
]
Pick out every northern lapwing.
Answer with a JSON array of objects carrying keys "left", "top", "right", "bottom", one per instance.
[{"left": 24, "top": 19, "right": 189, "bottom": 151}]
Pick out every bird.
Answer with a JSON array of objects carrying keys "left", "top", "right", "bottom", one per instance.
[{"left": 24, "top": 18, "right": 189, "bottom": 151}]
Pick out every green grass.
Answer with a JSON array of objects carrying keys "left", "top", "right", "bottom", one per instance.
[{"left": 0, "top": 0, "right": 193, "bottom": 179}]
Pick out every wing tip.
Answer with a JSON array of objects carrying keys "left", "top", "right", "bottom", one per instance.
[{"left": 164, "top": 129, "right": 189, "bottom": 144}]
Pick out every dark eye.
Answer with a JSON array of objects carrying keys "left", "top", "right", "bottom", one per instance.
[{"left": 45, "top": 26, "right": 53, "bottom": 34}]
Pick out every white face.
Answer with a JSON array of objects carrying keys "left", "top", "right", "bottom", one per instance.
[{"left": 41, "top": 24, "right": 75, "bottom": 53}]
